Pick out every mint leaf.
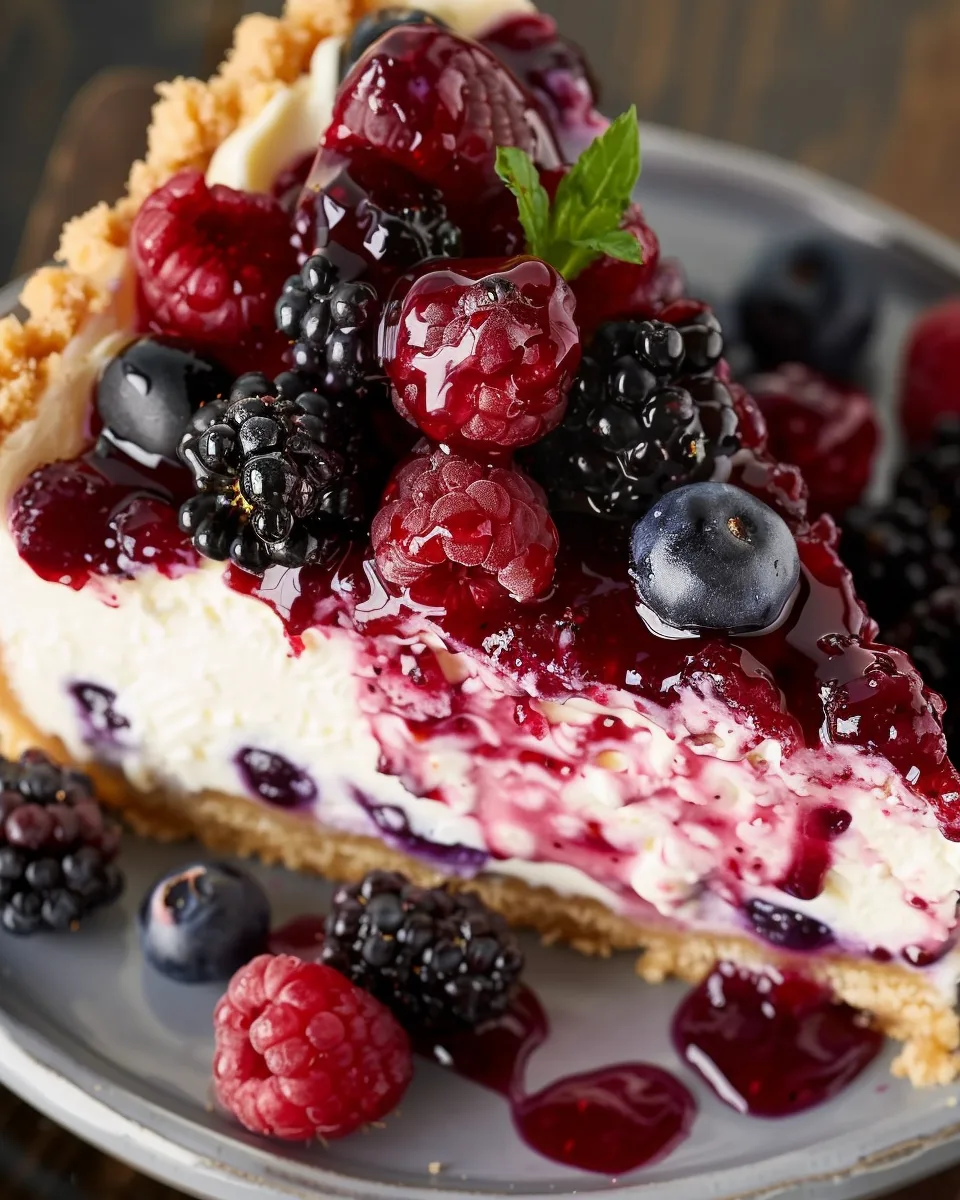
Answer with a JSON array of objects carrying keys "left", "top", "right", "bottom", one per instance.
[
  {"left": 552, "top": 107, "right": 641, "bottom": 247},
  {"left": 572, "top": 230, "right": 644, "bottom": 264},
  {"left": 496, "top": 106, "right": 643, "bottom": 281},
  {"left": 495, "top": 146, "right": 551, "bottom": 258}
]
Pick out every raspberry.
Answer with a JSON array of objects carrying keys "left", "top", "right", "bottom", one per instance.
[
  {"left": 325, "top": 25, "right": 560, "bottom": 209},
  {"left": 383, "top": 258, "right": 581, "bottom": 451},
  {"left": 900, "top": 300, "right": 960, "bottom": 446},
  {"left": 746, "top": 363, "right": 879, "bottom": 517},
  {"left": 131, "top": 171, "right": 296, "bottom": 374},
  {"left": 213, "top": 954, "right": 412, "bottom": 1141},
  {"left": 371, "top": 446, "right": 559, "bottom": 606},
  {"left": 570, "top": 204, "right": 662, "bottom": 338}
]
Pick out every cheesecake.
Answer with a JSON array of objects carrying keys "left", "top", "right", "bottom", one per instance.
[{"left": 2, "top": 0, "right": 960, "bottom": 1091}]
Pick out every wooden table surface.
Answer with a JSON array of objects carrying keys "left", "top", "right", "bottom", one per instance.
[{"left": 3, "top": 0, "right": 960, "bottom": 1195}]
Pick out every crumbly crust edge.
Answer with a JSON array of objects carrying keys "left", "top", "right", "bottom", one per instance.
[
  {"left": 0, "top": 0, "right": 391, "bottom": 447},
  {"left": 0, "top": 656, "right": 955, "bottom": 1087}
]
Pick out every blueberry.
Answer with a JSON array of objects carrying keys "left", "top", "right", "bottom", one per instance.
[
  {"left": 629, "top": 482, "right": 800, "bottom": 633},
  {"left": 341, "top": 8, "right": 448, "bottom": 77},
  {"left": 138, "top": 863, "right": 271, "bottom": 983},
  {"left": 235, "top": 748, "right": 318, "bottom": 808},
  {"left": 735, "top": 235, "right": 876, "bottom": 379},
  {"left": 96, "top": 337, "right": 231, "bottom": 460},
  {"left": 745, "top": 898, "right": 834, "bottom": 952}
]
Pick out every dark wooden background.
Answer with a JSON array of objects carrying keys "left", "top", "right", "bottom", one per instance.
[{"left": 3, "top": 0, "right": 960, "bottom": 1195}]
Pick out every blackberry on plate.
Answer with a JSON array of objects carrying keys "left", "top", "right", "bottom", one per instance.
[
  {"left": 895, "top": 419, "right": 960, "bottom": 528},
  {"left": 321, "top": 869, "right": 524, "bottom": 1030},
  {"left": 275, "top": 255, "right": 382, "bottom": 395},
  {"left": 0, "top": 749, "right": 123, "bottom": 936},
  {"left": 842, "top": 501, "right": 960, "bottom": 632},
  {"left": 527, "top": 310, "right": 740, "bottom": 519},
  {"left": 177, "top": 375, "right": 367, "bottom": 574},
  {"left": 888, "top": 587, "right": 960, "bottom": 755}
]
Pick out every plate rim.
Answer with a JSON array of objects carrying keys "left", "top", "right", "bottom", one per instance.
[{"left": 4, "top": 123, "right": 960, "bottom": 1200}]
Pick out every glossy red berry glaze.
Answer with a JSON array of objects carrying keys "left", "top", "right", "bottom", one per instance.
[
  {"left": 325, "top": 25, "right": 560, "bottom": 210},
  {"left": 481, "top": 13, "right": 604, "bottom": 136},
  {"left": 371, "top": 446, "right": 558, "bottom": 606},
  {"left": 9, "top": 444, "right": 197, "bottom": 591},
  {"left": 571, "top": 204, "right": 663, "bottom": 338},
  {"left": 131, "top": 170, "right": 295, "bottom": 376},
  {"left": 213, "top": 953, "right": 412, "bottom": 1141},
  {"left": 421, "top": 983, "right": 696, "bottom": 1174},
  {"left": 672, "top": 962, "right": 883, "bottom": 1116},
  {"left": 748, "top": 363, "right": 879, "bottom": 517},
  {"left": 382, "top": 258, "right": 581, "bottom": 451},
  {"left": 820, "top": 642, "right": 951, "bottom": 784},
  {"left": 294, "top": 149, "right": 460, "bottom": 290},
  {"left": 900, "top": 299, "right": 960, "bottom": 445}
]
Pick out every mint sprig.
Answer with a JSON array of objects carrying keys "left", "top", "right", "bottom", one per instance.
[{"left": 495, "top": 107, "right": 643, "bottom": 281}]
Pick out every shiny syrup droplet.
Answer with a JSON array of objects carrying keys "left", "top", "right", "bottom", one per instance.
[
  {"left": 672, "top": 962, "right": 883, "bottom": 1116},
  {"left": 514, "top": 1063, "right": 695, "bottom": 1175},
  {"left": 269, "top": 915, "right": 327, "bottom": 960},
  {"left": 418, "top": 985, "right": 696, "bottom": 1175}
]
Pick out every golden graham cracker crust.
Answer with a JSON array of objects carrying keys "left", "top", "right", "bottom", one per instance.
[
  {"left": 0, "top": 655, "right": 956, "bottom": 1087},
  {"left": 1, "top": 0, "right": 959, "bottom": 1090}
]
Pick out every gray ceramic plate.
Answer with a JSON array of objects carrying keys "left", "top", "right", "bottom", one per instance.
[{"left": 4, "top": 124, "right": 960, "bottom": 1200}]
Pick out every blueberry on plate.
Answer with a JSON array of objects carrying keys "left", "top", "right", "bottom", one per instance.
[
  {"left": 735, "top": 235, "right": 876, "bottom": 380},
  {"left": 97, "top": 337, "right": 231, "bottom": 461},
  {"left": 138, "top": 862, "right": 270, "bottom": 983},
  {"left": 629, "top": 482, "right": 800, "bottom": 634},
  {"left": 341, "top": 7, "right": 448, "bottom": 77}
]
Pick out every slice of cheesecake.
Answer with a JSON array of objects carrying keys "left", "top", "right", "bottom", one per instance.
[{"left": 2, "top": 0, "right": 960, "bottom": 1089}]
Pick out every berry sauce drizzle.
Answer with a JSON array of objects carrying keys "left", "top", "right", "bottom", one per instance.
[
  {"left": 672, "top": 962, "right": 884, "bottom": 1116},
  {"left": 418, "top": 985, "right": 696, "bottom": 1176},
  {"left": 9, "top": 440, "right": 196, "bottom": 590}
]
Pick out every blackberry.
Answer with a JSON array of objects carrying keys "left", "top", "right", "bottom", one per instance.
[
  {"left": 888, "top": 587, "right": 960, "bottom": 755},
  {"left": 896, "top": 419, "right": 960, "bottom": 530},
  {"left": 842, "top": 498, "right": 960, "bottom": 630},
  {"left": 0, "top": 749, "right": 123, "bottom": 935},
  {"left": 178, "top": 375, "right": 368, "bottom": 575},
  {"left": 526, "top": 312, "right": 740, "bottom": 519},
  {"left": 321, "top": 870, "right": 524, "bottom": 1030},
  {"left": 275, "top": 256, "right": 382, "bottom": 395}
]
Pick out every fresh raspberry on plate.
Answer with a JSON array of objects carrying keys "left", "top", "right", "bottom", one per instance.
[
  {"left": 746, "top": 363, "right": 879, "bottom": 517},
  {"left": 213, "top": 953, "right": 412, "bottom": 1142},
  {"left": 371, "top": 446, "right": 559, "bottom": 606},
  {"left": 325, "top": 24, "right": 560, "bottom": 208},
  {"left": 900, "top": 299, "right": 960, "bottom": 445},
  {"left": 383, "top": 258, "right": 581, "bottom": 451},
  {"left": 131, "top": 170, "right": 295, "bottom": 373}
]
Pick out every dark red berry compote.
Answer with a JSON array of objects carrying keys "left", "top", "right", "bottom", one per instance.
[{"left": 3, "top": 0, "right": 960, "bottom": 1102}]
